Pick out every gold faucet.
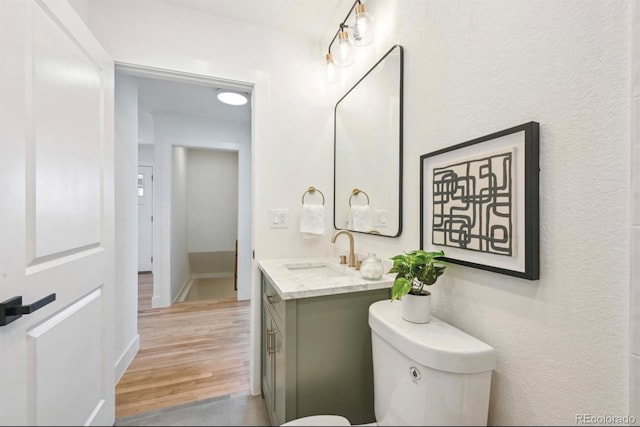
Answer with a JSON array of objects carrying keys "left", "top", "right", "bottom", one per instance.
[{"left": 331, "top": 230, "right": 356, "bottom": 268}]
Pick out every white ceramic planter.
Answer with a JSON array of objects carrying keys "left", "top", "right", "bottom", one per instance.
[{"left": 400, "top": 291, "right": 431, "bottom": 323}]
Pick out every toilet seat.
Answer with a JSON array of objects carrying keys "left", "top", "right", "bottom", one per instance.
[{"left": 281, "top": 415, "right": 351, "bottom": 426}]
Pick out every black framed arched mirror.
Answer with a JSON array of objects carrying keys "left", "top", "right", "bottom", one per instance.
[{"left": 334, "top": 44, "right": 403, "bottom": 237}]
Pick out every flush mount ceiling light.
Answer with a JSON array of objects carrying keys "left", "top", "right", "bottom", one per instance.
[
  {"left": 217, "top": 89, "right": 248, "bottom": 106},
  {"left": 324, "top": 0, "right": 374, "bottom": 83}
]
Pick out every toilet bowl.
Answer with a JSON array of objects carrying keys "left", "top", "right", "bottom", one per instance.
[
  {"left": 281, "top": 415, "right": 351, "bottom": 426},
  {"left": 282, "top": 300, "right": 496, "bottom": 426},
  {"left": 281, "top": 415, "right": 378, "bottom": 426}
]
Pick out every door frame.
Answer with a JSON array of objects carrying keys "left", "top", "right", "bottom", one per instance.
[
  {"left": 137, "top": 164, "right": 153, "bottom": 273},
  {"left": 115, "top": 62, "right": 261, "bottom": 395}
]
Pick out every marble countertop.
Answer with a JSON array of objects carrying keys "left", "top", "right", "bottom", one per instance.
[{"left": 258, "top": 257, "right": 395, "bottom": 300}]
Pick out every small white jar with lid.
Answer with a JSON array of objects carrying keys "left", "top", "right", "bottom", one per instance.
[{"left": 360, "top": 253, "right": 385, "bottom": 280}]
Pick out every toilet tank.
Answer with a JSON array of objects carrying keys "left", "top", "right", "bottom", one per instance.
[{"left": 368, "top": 300, "right": 496, "bottom": 426}]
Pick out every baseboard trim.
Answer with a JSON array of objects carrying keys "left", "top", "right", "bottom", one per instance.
[
  {"left": 175, "top": 278, "right": 196, "bottom": 303},
  {"left": 151, "top": 295, "right": 164, "bottom": 308},
  {"left": 191, "top": 272, "right": 234, "bottom": 279},
  {"left": 115, "top": 334, "right": 140, "bottom": 384}
]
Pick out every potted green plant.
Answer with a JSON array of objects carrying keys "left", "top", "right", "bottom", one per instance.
[{"left": 388, "top": 249, "right": 447, "bottom": 323}]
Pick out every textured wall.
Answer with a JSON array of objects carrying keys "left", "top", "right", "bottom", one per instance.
[
  {"left": 631, "top": 0, "right": 640, "bottom": 420},
  {"left": 325, "top": 1, "right": 630, "bottom": 424}
]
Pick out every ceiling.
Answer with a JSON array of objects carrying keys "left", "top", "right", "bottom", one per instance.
[
  {"left": 135, "top": 0, "right": 346, "bottom": 144},
  {"left": 135, "top": 76, "right": 251, "bottom": 145},
  {"left": 136, "top": 76, "right": 251, "bottom": 123},
  {"left": 155, "top": 0, "right": 344, "bottom": 41}
]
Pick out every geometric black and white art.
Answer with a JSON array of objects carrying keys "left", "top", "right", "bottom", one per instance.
[
  {"left": 432, "top": 151, "right": 513, "bottom": 256},
  {"left": 420, "top": 121, "right": 540, "bottom": 280}
]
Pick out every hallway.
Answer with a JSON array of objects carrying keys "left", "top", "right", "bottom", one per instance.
[{"left": 115, "top": 273, "right": 251, "bottom": 418}]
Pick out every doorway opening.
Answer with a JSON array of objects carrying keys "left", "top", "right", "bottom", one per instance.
[
  {"left": 174, "top": 147, "right": 240, "bottom": 303},
  {"left": 118, "top": 63, "right": 252, "bottom": 305},
  {"left": 115, "top": 64, "right": 254, "bottom": 416}
]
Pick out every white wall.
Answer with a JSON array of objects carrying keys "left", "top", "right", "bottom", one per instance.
[
  {"left": 170, "top": 146, "right": 190, "bottom": 301},
  {"left": 138, "top": 144, "right": 154, "bottom": 166},
  {"left": 187, "top": 148, "right": 239, "bottom": 253},
  {"left": 152, "top": 113, "right": 250, "bottom": 144},
  {"left": 631, "top": 0, "right": 640, "bottom": 419},
  {"left": 86, "top": 0, "right": 631, "bottom": 423},
  {"left": 113, "top": 73, "right": 140, "bottom": 381},
  {"left": 67, "top": 0, "right": 89, "bottom": 24},
  {"left": 323, "top": 1, "right": 629, "bottom": 425}
]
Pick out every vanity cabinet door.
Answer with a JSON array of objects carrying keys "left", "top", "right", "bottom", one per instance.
[
  {"left": 262, "top": 275, "right": 287, "bottom": 427},
  {"left": 273, "top": 320, "right": 286, "bottom": 426},
  {"left": 261, "top": 305, "right": 275, "bottom": 415},
  {"left": 259, "top": 268, "right": 388, "bottom": 425}
]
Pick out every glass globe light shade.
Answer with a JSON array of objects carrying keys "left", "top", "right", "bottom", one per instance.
[
  {"left": 352, "top": 3, "right": 373, "bottom": 46},
  {"left": 325, "top": 52, "right": 337, "bottom": 83},
  {"left": 334, "top": 29, "right": 353, "bottom": 67}
]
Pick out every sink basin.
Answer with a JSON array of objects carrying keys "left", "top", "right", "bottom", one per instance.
[
  {"left": 284, "top": 262, "right": 347, "bottom": 278},
  {"left": 258, "top": 257, "right": 394, "bottom": 300}
]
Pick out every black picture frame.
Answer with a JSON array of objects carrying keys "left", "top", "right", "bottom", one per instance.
[{"left": 420, "top": 121, "right": 540, "bottom": 280}]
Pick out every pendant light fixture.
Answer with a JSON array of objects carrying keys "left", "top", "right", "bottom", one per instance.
[
  {"left": 324, "top": 0, "right": 374, "bottom": 82},
  {"left": 325, "top": 52, "right": 337, "bottom": 83},
  {"left": 352, "top": 2, "right": 372, "bottom": 46},
  {"left": 334, "top": 25, "right": 353, "bottom": 67}
]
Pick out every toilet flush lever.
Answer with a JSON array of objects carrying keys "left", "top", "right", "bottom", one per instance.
[{"left": 0, "top": 294, "right": 56, "bottom": 326}]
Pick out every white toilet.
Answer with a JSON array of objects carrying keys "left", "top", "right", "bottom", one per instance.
[{"left": 282, "top": 299, "right": 496, "bottom": 426}]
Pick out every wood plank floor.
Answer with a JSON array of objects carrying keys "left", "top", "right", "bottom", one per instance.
[{"left": 115, "top": 273, "right": 251, "bottom": 418}]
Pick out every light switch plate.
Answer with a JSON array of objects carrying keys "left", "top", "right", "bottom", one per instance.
[
  {"left": 374, "top": 210, "right": 388, "bottom": 227},
  {"left": 270, "top": 208, "right": 289, "bottom": 228}
]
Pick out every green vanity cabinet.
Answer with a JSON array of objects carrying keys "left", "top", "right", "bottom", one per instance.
[
  {"left": 260, "top": 271, "right": 390, "bottom": 426},
  {"left": 261, "top": 298, "right": 279, "bottom": 423}
]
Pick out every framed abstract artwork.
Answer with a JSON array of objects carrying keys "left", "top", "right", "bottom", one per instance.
[{"left": 420, "top": 121, "right": 540, "bottom": 280}]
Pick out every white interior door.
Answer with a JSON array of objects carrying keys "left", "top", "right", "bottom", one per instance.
[
  {"left": 0, "top": 1, "right": 115, "bottom": 425},
  {"left": 138, "top": 166, "right": 153, "bottom": 272}
]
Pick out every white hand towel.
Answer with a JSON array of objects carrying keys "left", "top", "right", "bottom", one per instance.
[
  {"left": 349, "top": 205, "right": 372, "bottom": 232},
  {"left": 300, "top": 204, "right": 325, "bottom": 237}
]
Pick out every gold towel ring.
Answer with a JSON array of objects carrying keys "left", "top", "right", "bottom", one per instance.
[
  {"left": 302, "top": 186, "right": 325, "bottom": 205},
  {"left": 348, "top": 188, "right": 370, "bottom": 206}
]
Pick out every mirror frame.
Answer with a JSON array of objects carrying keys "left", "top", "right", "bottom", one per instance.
[{"left": 333, "top": 44, "right": 404, "bottom": 237}]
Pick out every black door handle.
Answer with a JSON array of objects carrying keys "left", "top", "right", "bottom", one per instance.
[{"left": 0, "top": 293, "right": 56, "bottom": 326}]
